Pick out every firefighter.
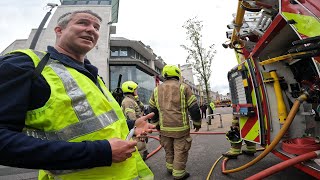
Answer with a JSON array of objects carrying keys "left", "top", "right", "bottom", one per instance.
[
  {"left": 222, "top": 115, "right": 256, "bottom": 158},
  {"left": 149, "top": 64, "right": 201, "bottom": 180},
  {"left": 210, "top": 101, "right": 215, "bottom": 112},
  {"left": 208, "top": 101, "right": 216, "bottom": 123},
  {"left": 121, "top": 81, "right": 149, "bottom": 160}
]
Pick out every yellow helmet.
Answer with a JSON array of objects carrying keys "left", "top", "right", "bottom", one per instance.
[
  {"left": 162, "top": 65, "right": 181, "bottom": 78},
  {"left": 122, "top": 81, "right": 138, "bottom": 93}
]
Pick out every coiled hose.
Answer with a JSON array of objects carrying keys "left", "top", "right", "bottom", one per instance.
[{"left": 222, "top": 94, "right": 308, "bottom": 174}]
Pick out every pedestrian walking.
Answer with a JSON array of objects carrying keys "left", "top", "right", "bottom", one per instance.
[{"left": 200, "top": 104, "right": 207, "bottom": 119}]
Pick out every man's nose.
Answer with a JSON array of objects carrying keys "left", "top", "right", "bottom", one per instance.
[{"left": 86, "top": 24, "right": 97, "bottom": 33}]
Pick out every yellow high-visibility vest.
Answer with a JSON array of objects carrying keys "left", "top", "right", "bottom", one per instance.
[{"left": 10, "top": 49, "right": 153, "bottom": 180}]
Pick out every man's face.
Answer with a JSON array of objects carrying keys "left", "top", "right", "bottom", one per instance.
[
  {"left": 134, "top": 89, "right": 138, "bottom": 96},
  {"left": 56, "top": 13, "right": 101, "bottom": 54}
]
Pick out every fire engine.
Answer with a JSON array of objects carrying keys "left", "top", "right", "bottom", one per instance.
[{"left": 224, "top": 0, "right": 320, "bottom": 178}]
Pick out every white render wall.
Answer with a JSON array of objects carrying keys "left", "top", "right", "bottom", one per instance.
[
  {"left": 181, "top": 64, "right": 195, "bottom": 84},
  {"left": 30, "top": 5, "right": 112, "bottom": 84}
]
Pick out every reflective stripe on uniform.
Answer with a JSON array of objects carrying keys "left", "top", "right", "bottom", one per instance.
[
  {"left": 230, "top": 147, "right": 241, "bottom": 154},
  {"left": 153, "top": 87, "right": 162, "bottom": 128},
  {"left": 166, "top": 162, "right": 173, "bottom": 170},
  {"left": 246, "top": 145, "right": 256, "bottom": 152},
  {"left": 149, "top": 99, "right": 155, "bottom": 107},
  {"left": 232, "top": 119, "right": 239, "bottom": 124},
  {"left": 125, "top": 108, "right": 135, "bottom": 114},
  {"left": 172, "top": 169, "right": 186, "bottom": 178},
  {"left": 187, "top": 95, "right": 196, "bottom": 107},
  {"left": 180, "top": 84, "right": 187, "bottom": 126}
]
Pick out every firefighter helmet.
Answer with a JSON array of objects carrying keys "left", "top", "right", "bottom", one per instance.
[
  {"left": 162, "top": 65, "right": 181, "bottom": 78},
  {"left": 226, "top": 126, "right": 242, "bottom": 143},
  {"left": 122, "top": 81, "right": 138, "bottom": 93}
]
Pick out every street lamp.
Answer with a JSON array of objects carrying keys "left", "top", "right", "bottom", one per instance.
[{"left": 29, "top": 3, "right": 59, "bottom": 49}]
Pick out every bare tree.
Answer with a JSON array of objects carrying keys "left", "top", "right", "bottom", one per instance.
[{"left": 181, "top": 17, "right": 216, "bottom": 107}]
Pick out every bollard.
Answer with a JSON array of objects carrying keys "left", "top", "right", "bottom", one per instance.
[
  {"left": 207, "top": 116, "right": 210, "bottom": 131},
  {"left": 207, "top": 114, "right": 214, "bottom": 131},
  {"left": 218, "top": 114, "right": 223, "bottom": 128},
  {"left": 189, "top": 119, "right": 193, "bottom": 129}
]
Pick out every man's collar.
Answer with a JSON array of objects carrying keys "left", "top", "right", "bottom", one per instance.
[{"left": 46, "top": 46, "right": 98, "bottom": 78}]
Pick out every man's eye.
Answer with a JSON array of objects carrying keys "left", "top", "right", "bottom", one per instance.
[{"left": 78, "top": 21, "right": 87, "bottom": 25}]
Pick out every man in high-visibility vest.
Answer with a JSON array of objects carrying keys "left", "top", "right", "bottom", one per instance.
[
  {"left": 210, "top": 101, "right": 215, "bottom": 112},
  {"left": 149, "top": 64, "right": 201, "bottom": 180},
  {"left": 121, "top": 81, "right": 149, "bottom": 160},
  {"left": 0, "top": 10, "right": 154, "bottom": 180}
]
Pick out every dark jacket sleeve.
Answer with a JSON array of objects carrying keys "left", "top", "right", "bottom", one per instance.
[
  {"left": 0, "top": 54, "right": 112, "bottom": 170},
  {"left": 127, "top": 120, "right": 135, "bottom": 130}
]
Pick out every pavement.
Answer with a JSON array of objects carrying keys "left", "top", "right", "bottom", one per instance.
[{"left": 0, "top": 108, "right": 316, "bottom": 180}]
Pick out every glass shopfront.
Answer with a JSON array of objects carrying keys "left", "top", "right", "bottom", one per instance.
[{"left": 110, "top": 66, "right": 156, "bottom": 104}]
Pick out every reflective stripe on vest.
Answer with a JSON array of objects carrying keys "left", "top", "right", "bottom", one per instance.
[
  {"left": 154, "top": 84, "right": 189, "bottom": 131},
  {"left": 24, "top": 110, "right": 118, "bottom": 141},
  {"left": 24, "top": 59, "right": 119, "bottom": 141}
]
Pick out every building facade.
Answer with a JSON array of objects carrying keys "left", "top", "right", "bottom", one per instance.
[
  {"left": 180, "top": 64, "right": 200, "bottom": 103},
  {"left": 109, "top": 37, "right": 165, "bottom": 104},
  {"left": 180, "top": 64, "right": 195, "bottom": 84}
]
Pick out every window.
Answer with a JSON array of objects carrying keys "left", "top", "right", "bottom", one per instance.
[
  {"left": 61, "top": 0, "right": 76, "bottom": 5},
  {"left": 155, "top": 67, "right": 161, "bottom": 74},
  {"left": 76, "top": 1, "right": 87, "bottom": 5},
  {"left": 110, "top": 47, "right": 119, "bottom": 57},
  {"left": 110, "top": 66, "right": 156, "bottom": 104},
  {"left": 119, "top": 47, "right": 128, "bottom": 57},
  {"left": 88, "top": 1, "right": 99, "bottom": 5},
  {"left": 62, "top": 0, "right": 111, "bottom": 5},
  {"left": 141, "top": 57, "right": 148, "bottom": 65},
  {"left": 100, "top": 0, "right": 111, "bottom": 5}
]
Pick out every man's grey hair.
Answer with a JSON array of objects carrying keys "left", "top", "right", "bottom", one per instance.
[{"left": 57, "top": 10, "right": 102, "bottom": 28}]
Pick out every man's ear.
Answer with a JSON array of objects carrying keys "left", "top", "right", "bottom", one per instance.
[{"left": 54, "top": 26, "right": 62, "bottom": 36}]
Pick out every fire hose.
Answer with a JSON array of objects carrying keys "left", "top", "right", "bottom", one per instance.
[
  {"left": 245, "top": 150, "right": 320, "bottom": 180},
  {"left": 221, "top": 93, "right": 309, "bottom": 174}
]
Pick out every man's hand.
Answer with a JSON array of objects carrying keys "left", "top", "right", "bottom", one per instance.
[
  {"left": 134, "top": 113, "right": 156, "bottom": 137},
  {"left": 109, "top": 138, "right": 137, "bottom": 163}
]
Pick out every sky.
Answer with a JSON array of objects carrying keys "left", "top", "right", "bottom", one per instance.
[{"left": 0, "top": 0, "right": 239, "bottom": 95}]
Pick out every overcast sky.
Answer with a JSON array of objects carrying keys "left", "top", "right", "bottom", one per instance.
[{"left": 0, "top": 0, "right": 238, "bottom": 94}]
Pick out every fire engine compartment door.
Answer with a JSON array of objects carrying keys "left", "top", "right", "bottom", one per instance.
[{"left": 228, "top": 59, "right": 263, "bottom": 144}]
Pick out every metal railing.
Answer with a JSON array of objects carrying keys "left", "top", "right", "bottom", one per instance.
[{"left": 207, "top": 113, "right": 223, "bottom": 131}]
